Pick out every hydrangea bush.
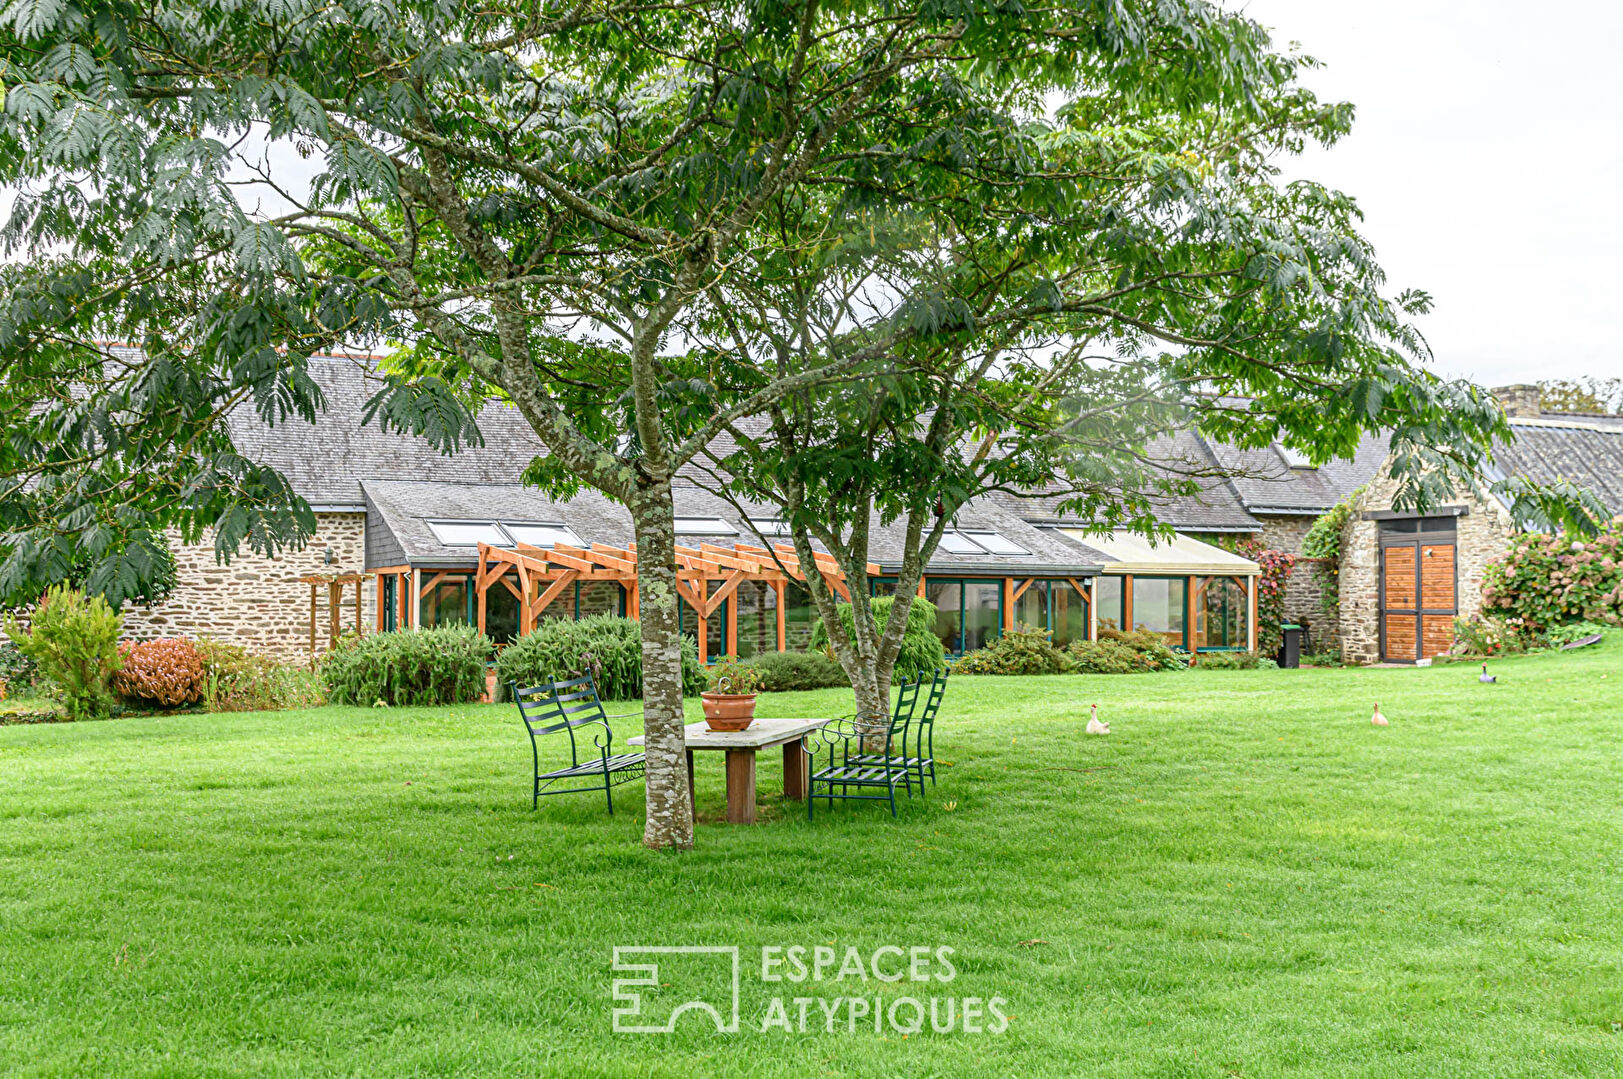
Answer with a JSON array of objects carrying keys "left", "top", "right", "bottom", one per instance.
[{"left": 1480, "top": 519, "right": 1623, "bottom": 632}]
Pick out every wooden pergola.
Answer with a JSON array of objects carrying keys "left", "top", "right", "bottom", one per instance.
[
  {"left": 298, "top": 572, "right": 372, "bottom": 660},
  {"left": 460, "top": 540, "right": 880, "bottom": 662}
]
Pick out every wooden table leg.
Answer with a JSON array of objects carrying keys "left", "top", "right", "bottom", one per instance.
[
  {"left": 782, "top": 740, "right": 808, "bottom": 801},
  {"left": 686, "top": 749, "right": 696, "bottom": 820},
  {"left": 724, "top": 749, "right": 757, "bottom": 824}
]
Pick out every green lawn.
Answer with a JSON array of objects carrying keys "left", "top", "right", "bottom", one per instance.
[{"left": 3, "top": 642, "right": 1623, "bottom": 1077}]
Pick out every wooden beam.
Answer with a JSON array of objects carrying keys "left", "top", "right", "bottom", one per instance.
[
  {"left": 702, "top": 569, "right": 749, "bottom": 619},
  {"left": 498, "top": 575, "right": 522, "bottom": 602},
  {"left": 1123, "top": 574, "right": 1134, "bottom": 634},
  {"left": 774, "top": 580, "right": 786, "bottom": 651},
  {"left": 1066, "top": 577, "right": 1091, "bottom": 608},
  {"left": 353, "top": 578, "right": 362, "bottom": 635},
  {"left": 309, "top": 582, "right": 318, "bottom": 659},
  {"left": 530, "top": 570, "right": 578, "bottom": 622},
  {"left": 1012, "top": 578, "right": 1035, "bottom": 602},
  {"left": 1003, "top": 578, "right": 1015, "bottom": 632},
  {"left": 674, "top": 578, "right": 706, "bottom": 613},
  {"left": 375, "top": 573, "right": 385, "bottom": 632},
  {"left": 396, "top": 571, "right": 407, "bottom": 630},
  {"left": 1247, "top": 575, "right": 1258, "bottom": 652},
  {"left": 626, "top": 581, "right": 639, "bottom": 619},
  {"left": 328, "top": 580, "right": 341, "bottom": 647},
  {"left": 1186, "top": 575, "right": 1197, "bottom": 652}
]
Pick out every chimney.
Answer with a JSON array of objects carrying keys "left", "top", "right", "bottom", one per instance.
[{"left": 1492, "top": 383, "right": 1542, "bottom": 418}]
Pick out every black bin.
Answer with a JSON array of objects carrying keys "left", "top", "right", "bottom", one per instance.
[{"left": 1278, "top": 624, "right": 1302, "bottom": 669}]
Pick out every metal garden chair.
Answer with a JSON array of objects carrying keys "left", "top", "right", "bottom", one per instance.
[
  {"left": 849, "top": 668, "right": 946, "bottom": 794},
  {"left": 513, "top": 673, "right": 645, "bottom": 814},
  {"left": 804, "top": 678, "right": 920, "bottom": 819}
]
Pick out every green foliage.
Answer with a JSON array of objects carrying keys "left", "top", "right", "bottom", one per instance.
[
  {"left": 1233, "top": 541, "right": 1297, "bottom": 657},
  {"left": 809, "top": 596, "right": 946, "bottom": 683},
  {"left": 706, "top": 655, "right": 766, "bottom": 695},
  {"left": 112, "top": 638, "right": 205, "bottom": 708},
  {"left": 3, "top": 584, "right": 123, "bottom": 720},
  {"left": 1546, "top": 621, "right": 1609, "bottom": 647},
  {"left": 493, "top": 616, "right": 707, "bottom": 701},
  {"left": 733, "top": 650, "right": 848, "bottom": 693},
  {"left": 952, "top": 624, "right": 1069, "bottom": 676},
  {"left": 1481, "top": 522, "right": 1623, "bottom": 632},
  {"left": 1449, "top": 616, "right": 1530, "bottom": 659},
  {"left": 1067, "top": 628, "right": 1188, "bottom": 675},
  {"left": 196, "top": 640, "right": 326, "bottom": 713},
  {"left": 1194, "top": 650, "right": 1267, "bottom": 670},
  {"left": 0, "top": 642, "right": 40, "bottom": 695},
  {"left": 1539, "top": 378, "right": 1623, "bottom": 415},
  {"left": 1301, "top": 488, "right": 1363, "bottom": 623},
  {"left": 323, "top": 627, "right": 491, "bottom": 707}
]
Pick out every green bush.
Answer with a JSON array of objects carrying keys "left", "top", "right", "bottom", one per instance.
[
  {"left": 494, "top": 615, "right": 707, "bottom": 700},
  {"left": 323, "top": 626, "right": 491, "bottom": 706},
  {"left": 1194, "top": 650, "right": 1265, "bottom": 670},
  {"left": 0, "top": 643, "right": 40, "bottom": 696},
  {"left": 195, "top": 639, "right": 325, "bottom": 713},
  {"left": 808, "top": 596, "right": 947, "bottom": 682},
  {"left": 4, "top": 585, "right": 123, "bottom": 721},
  {"left": 1481, "top": 521, "right": 1623, "bottom": 632},
  {"left": 736, "top": 650, "right": 848, "bottom": 692},
  {"left": 1067, "top": 628, "right": 1187, "bottom": 675},
  {"left": 1545, "top": 620, "right": 1609, "bottom": 647},
  {"left": 952, "top": 624, "right": 1068, "bottom": 675}
]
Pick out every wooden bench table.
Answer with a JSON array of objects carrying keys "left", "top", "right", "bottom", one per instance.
[{"left": 628, "top": 718, "right": 832, "bottom": 824}]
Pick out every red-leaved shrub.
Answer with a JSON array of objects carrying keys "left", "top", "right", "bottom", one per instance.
[{"left": 112, "top": 638, "right": 205, "bottom": 707}]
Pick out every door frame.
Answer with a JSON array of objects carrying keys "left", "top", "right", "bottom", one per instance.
[{"left": 1378, "top": 527, "right": 1458, "bottom": 662}]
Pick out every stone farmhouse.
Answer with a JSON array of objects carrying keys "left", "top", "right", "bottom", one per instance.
[{"left": 118, "top": 360, "right": 1620, "bottom": 666}]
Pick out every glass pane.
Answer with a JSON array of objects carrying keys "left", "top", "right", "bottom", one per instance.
[
  {"left": 961, "top": 582, "right": 1002, "bottom": 652},
  {"left": 968, "top": 532, "right": 1029, "bottom": 556},
  {"left": 504, "top": 524, "right": 582, "bottom": 548},
  {"left": 1095, "top": 576, "right": 1124, "bottom": 632},
  {"left": 420, "top": 578, "right": 470, "bottom": 628},
  {"left": 1131, "top": 577, "right": 1186, "bottom": 647},
  {"left": 673, "top": 517, "right": 737, "bottom": 535},
  {"left": 925, "top": 580, "right": 962, "bottom": 653},
  {"left": 871, "top": 579, "right": 899, "bottom": 597},
  {"left": 484, "top": 579, "right": 519, "bottom": 645},
  {"left": 1197, "top": 577, "right": 1246, "bottom": 649},
  {"left": 734, "top": 580, "right": 776, "bottom": 659},
  {"left": 427, "top": 520, "right": 509, "bottom": 547},
  {"left": 938, "top": 532, "right": 985, "bottom": 555},
  {"left": 1014, "top": 582, "right": 1047, "bottom": 632},
  {"left": 1052, "top": 581, "right": 1088, "bottom": 647},
  {"left": 783, "top": 582, "right": 817, "bottom": 651},
  {"left": 382, "top": 576, "right": 397, "bottom": 631},
  {"left": 747, "top": 517, "right": 791, "bottom": 537},
  {"left": 576, "top": 581, "right": 622, "bottom": 619}
]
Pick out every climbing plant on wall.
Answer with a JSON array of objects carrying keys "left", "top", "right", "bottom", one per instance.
[
  {"left": 1232, "top": 540, "right": 1297, "bottom": 657},
  {"left": 1300, "top": 487, "right": 1365, "bottom": 624}
]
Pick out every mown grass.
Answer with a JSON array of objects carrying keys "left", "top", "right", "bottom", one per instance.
[{"left": 2, "top": 640, "right": 1622, "bottom": 1077}]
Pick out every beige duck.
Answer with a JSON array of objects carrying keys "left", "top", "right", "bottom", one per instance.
[
  {"left": 1371, "top": 702, "right": 1389, "bottom": 727},
  {"left": 1086, "top": 703, "right": 1110, "bottom": 735}
]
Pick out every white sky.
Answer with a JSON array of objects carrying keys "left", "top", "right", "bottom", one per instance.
[{"left": 1241, "top": 0, "right": 1623, "bottom": 386}]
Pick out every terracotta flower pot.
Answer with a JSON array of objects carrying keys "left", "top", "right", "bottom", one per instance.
[{"left": 700, "top": 692, "right": 757, "bottom": 731}]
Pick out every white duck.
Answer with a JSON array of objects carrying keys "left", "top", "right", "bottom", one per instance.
[
  {"left": 1371, "top": 702, "right": 1389, "bottom": 727},
  {"left": 1086, "top": 703, "right": 1110, "bottom": 735}
]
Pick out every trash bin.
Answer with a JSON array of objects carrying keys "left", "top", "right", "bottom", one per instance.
[{"left": 1278, "top": 624, "right": 1302, "bottom": 669}]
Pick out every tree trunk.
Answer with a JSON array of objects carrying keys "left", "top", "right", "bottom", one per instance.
[{"left": 630, "top": 484, "right": 694, "bottom": 850}]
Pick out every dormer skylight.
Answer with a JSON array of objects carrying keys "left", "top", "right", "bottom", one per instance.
[
  {"left": 1275, "top": 442, "right": 1316, "bottom": 470},
  {"left": 673, "top": 517, "right": 737, "bottom": 535}
]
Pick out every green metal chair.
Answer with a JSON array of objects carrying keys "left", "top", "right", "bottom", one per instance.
[
  {"left": 513, "top": 673, "right": 645, "bottom": 814},
  {"left": 804, "top": 678, "right": 920, "bottom": 818},
  {"left": 850, "top": 668, "right": 946, "bottom": 794}
]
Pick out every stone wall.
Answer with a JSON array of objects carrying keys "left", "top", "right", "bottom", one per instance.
[
  {"left": 121, "top": 513, "right": 374, "bottom": 662},
  {"left": 1338, "top": 464, "right": 1516, "bottom": 664}
]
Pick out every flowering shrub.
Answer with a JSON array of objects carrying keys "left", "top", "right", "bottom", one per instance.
[
  {"left": 1449, "top": 615, "right": 1528, "bottom": 658},
  {"left": 113, "top": 638, "right": 205, "bottom": 707},
  {"left": 1234, "top": 540, "right": 1297, "bottom": 657},
  {"left": 1480, "top": 519, "right": 1623, "bottom": 632}
]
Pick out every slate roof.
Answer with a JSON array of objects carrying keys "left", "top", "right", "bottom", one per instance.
[
  {"left": 1493, "top": 418, "right": 1623, "bottom": 516},
  {"left": 228, "top": 356, "right": 548, "bottom": 509},
  {"left": 362, "top": 477, "right": 1107, "bottom": 574},
  {"left": 1203, "top": 430, "right": 1390, "bottom": 515},
  {"left": 1001, "top": 429, "right": 1263, "bottom": 532}
]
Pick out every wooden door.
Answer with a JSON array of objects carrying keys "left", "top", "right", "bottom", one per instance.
[
  {"left": 1382, "top": 545, "right": 1418, "bottom": 662},
  {"left": 1380, "top": 539, "right": 1457, "bottom": 662},
  {"left": 1419, "top": 544, "right": 1457, "bottom": 659}
]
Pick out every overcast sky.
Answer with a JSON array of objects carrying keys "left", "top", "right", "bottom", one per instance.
[{"left": 1240, "top": 0, "right": 1623, "bottom": 387}]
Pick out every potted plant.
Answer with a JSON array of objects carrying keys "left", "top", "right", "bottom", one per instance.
[{"left": 700, "top": 655, "right": 766, "bottom": 731}]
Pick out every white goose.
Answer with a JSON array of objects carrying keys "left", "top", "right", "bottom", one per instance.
[{"left": 1086, "top": 703, "right": 1110, "bottom": 735}]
